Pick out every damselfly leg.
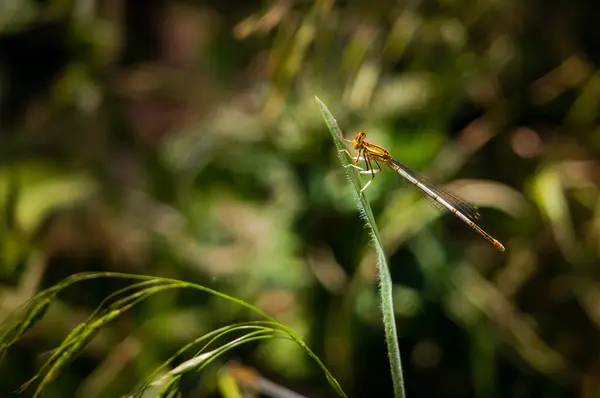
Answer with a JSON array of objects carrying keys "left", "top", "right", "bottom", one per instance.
[
  {"left": 359, "top": 155, "right": 382, "bottom": 193},
  {"left": 338, "top": 148, "right": 381, "bottom": 192}
]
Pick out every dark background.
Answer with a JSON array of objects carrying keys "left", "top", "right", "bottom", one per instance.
[{"left": 1, "top": 0, "right": 600, "bottom": 397}]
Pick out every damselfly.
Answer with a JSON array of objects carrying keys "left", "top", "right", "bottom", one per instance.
[{"left": 342, "top": 130, "right": 505, "bottom": 252}]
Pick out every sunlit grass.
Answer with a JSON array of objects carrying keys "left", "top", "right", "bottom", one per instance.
[
  {"left": 0, "top": 272, "right": 346, "bottom": 397},
  {"left": 316, "top": 96, "right": 406, "bottom": 398}
]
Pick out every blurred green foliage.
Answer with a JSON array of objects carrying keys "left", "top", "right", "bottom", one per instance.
[{"left": 1, "top": 0, "right": 600, "bottom": 397}]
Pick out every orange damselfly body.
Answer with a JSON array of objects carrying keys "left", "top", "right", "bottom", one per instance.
[{"left": 341, "top": 130, "right": 505, "bottom": 252}]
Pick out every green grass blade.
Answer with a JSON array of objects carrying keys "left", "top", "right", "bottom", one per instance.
[
  {"left": 315, "top": 96, "right": 406, "bottom": 398},
  {"left": 2, "top": 272, "right": 347, "bottom": 397}
]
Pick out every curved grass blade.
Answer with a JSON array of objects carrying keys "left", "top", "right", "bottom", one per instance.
[
  {"left": 315, "top": 96, "right": 406, "bottom": 398},
  {"left": 1, "top": 272, "right": 347, "bottom": 398}
]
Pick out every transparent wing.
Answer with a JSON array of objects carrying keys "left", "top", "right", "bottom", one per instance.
[{"left": 390, "top": 157, "right": 481, "bottom": 221}]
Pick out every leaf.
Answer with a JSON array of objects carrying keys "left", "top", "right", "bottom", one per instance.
[
  {"left": 315, "top": 96, "right": 406, "bottom": 398},
  {"left": 1, "top": 272, "right": 347, "bottom": 398}
]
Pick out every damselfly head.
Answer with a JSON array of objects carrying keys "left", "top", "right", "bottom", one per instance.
[{"left": 352, "top": 130, "right": 367, "bottom": 149}]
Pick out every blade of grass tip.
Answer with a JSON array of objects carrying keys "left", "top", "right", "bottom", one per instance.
[
  {"left": 314, "top": 97, "right": 365, "bottom": 197},
  {"left": 315, "top": 96, "right": 406, "bottom": 398}
]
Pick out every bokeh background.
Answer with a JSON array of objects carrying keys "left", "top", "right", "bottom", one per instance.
[{"left": 1, "top": 0, "right": 600, "bottom": 397}]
